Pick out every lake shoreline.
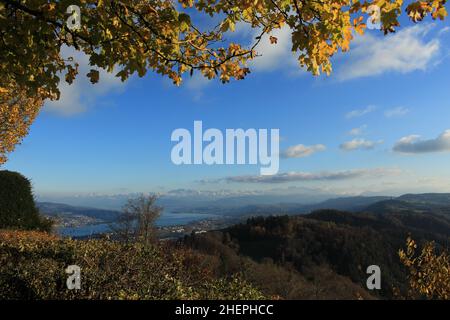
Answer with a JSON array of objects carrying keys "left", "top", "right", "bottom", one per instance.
[{"left": 55, "top": 212, "right": 238, "bottom": 238}]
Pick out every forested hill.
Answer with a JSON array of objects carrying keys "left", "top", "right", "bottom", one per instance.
[
  {"left": 37, "top": 202, "right": 120, "bottom": 222},
  {"left": 182, "top": 208, "right": 450, "bottom": 299}
]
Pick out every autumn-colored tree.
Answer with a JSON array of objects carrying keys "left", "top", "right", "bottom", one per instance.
[
  {"left": 399, "top": 237, "right": 450, "bottom": 300},
  {"left": 0, "top": 83, "right": 43, "bottom": 164},
  {"left": 0, "top": 0, "right": 447, "bottom": 163}
]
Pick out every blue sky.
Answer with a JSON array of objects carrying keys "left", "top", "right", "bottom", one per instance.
[{"left": 4, "top": 17, "right": 450, "bottom": 200}]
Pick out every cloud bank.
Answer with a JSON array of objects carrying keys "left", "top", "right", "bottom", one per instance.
[{"left": 208, "top": 168, "right": 400, "bottom": 184}]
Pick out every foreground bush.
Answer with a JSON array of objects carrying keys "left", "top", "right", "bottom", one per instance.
[
  {"left": 0, "top": 230, "right": 264, "bottom": 300},
  {"left": 0, "top": 170, "right": 51, "bottom": 231},
  {"left": 399, "top": 238, "right": 450, "bottom": 300}
]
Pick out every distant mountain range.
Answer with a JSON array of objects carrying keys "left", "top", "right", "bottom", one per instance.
[
  {"left": 364, "top": 194, "right": 450, "bottom": 220},
  {"left": 177, "top": 195, "right": 397, "bottom": 216},
  {"left": 37, "top": 187, "right": 337, "bottom": 211},
  {"left": 38, "top": 193, "right": 450, "bottom": 227}
]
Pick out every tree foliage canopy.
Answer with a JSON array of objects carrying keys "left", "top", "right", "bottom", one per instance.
[{"left": 0, "top": 0, "right": 447, "bottom": 164}]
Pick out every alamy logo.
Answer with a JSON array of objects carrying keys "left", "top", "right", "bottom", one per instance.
[
  {"left": 366, "top": 265, "right": 381, "bottom": 290},
  {"left": 367, "top": 5, "right": 381, "bottom": 30},
  {"left": 66, "top": 265, "right": 81, "bottom": 290},
  {"left": 171, "top": 121, "right": 279, "bottom": 175},
  {"left": 66, "top": 5, "right": 81, "bottom": 31}
]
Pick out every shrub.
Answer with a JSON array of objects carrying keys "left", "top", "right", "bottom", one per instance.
[
  {"left": 0, "top": 170, "right": 51, "bottom": 231},
  {"left": 0, "top": 230, "right": 264, "bottom": 300},
  {"left": 399, "top": 237, "right": 450, "bottom": 299}
]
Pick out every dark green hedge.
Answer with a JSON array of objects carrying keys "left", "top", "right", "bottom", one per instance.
[{"left": 0, "top": 170, "right": 51, "bottom": 231}]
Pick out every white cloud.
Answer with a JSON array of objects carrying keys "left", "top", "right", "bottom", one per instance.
[
  {"left": 340, "top": 138, "right": 383, "bottom": 151},
  {"left": 345, "top": 105, "right": 376, "bottom": 119},
  {"left": 183, "top": 25, "right": 302, "bottom": 97},
  {"left": 348, "top": 125, "right": 367, "bottom": 136},
  {"left": 182, "top": 72, "right": 212, "bottom": 101},
  {"left": 439, "top": 26, "right": 450, "bottom": 35},
  {"left": 182, "top": 26, "right": 298, "bottom": 93},
  {"left": 250, "top": 26, "right": 301, "bottom": 74},
  {"left": 185, "top": 72, "right": 211, "bottom": 90},
  {"left": 281, "top": 144, "right": 326, "bottom": 158},
  {"left": 338, "top": 24, "right": 440, "bottom": 80},
  {"left": 385, "top": 106, "right": 410, "bottom": 118},
  {"left": 44, "top": 46, "right": 125, "bottom": 116},
  {"left": 393, "top": 130, "right": 450, "bottom": 153}
]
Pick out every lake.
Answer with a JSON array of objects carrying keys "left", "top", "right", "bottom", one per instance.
[{"left": 56, "top": 212, "right": 220, "bottom": 237}]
